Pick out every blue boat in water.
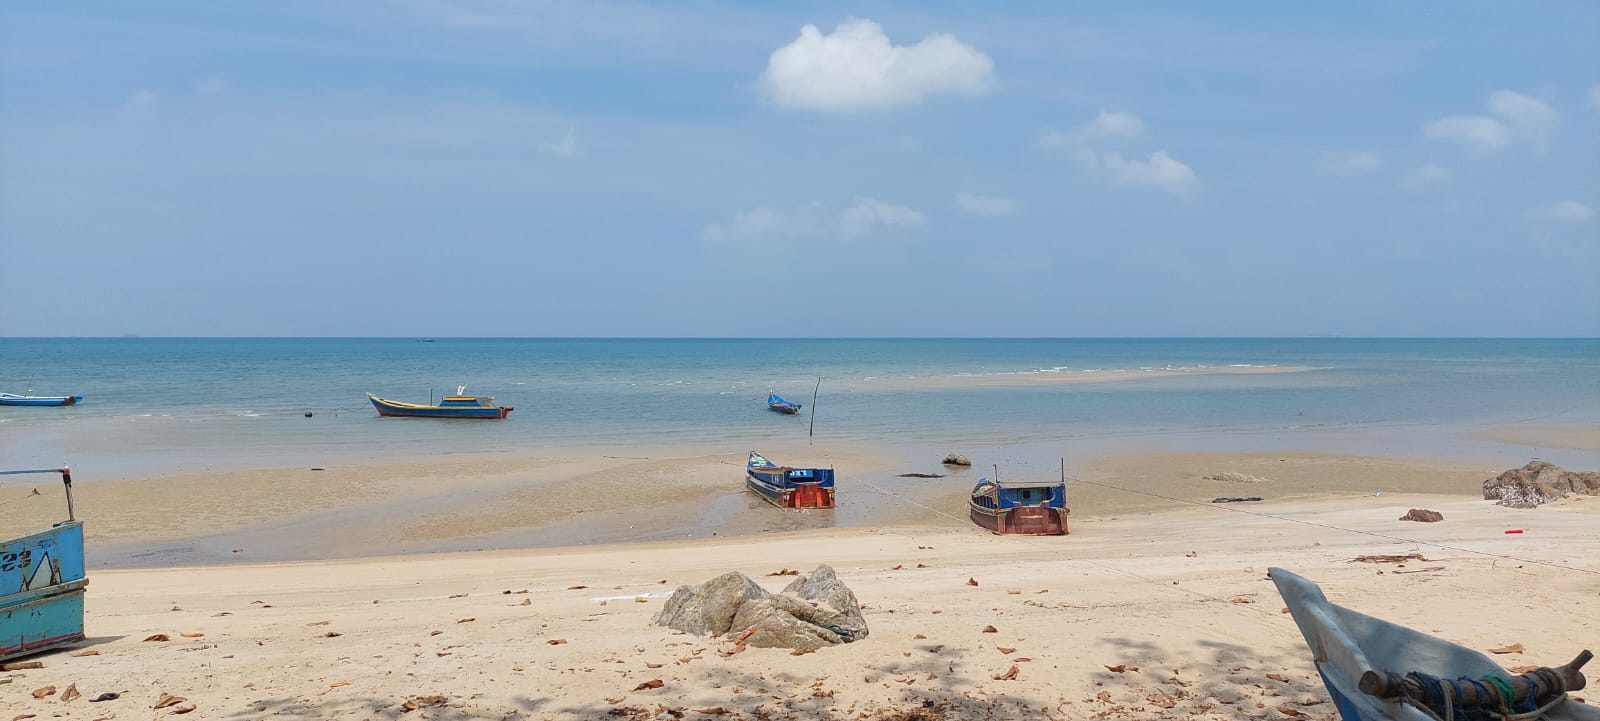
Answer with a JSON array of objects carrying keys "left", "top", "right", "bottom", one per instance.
[
  {"left": 1, "top": 466, "right": 87, "bottom": 661},
  {"left": 368, "top": 386, "right": 514, "bottom": 419},
  {"left": 0, "top": 393, "right": 83, "bottom": 407},
  {"left": 766, "top": 393, "right": 801, "bottom": 414}
]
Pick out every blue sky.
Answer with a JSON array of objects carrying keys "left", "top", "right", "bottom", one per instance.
[{"left": 1, "top": 1, "right": 1596, "bottom": 337}]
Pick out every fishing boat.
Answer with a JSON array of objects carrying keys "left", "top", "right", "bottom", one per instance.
[
  {"left": 1270, "top": 567, "right": 1596, "bottom": 721},
  {"left": 367, "top": 386, "right": 513, "bottom": 419},
  {"left": 0, "top": 393, "right": 83, "bottom": 407},
  {"left": 969, "top": 474, "right": 1069, "bottom": 536},
  {"left": 746, "top": 452, "right": 835, "bottom": 509},
  {"left": 1, "top": 466, "right": 87, "bottom": 661},
  {"left": 766, "top": 393, "right": 802, "bottom": 414}
]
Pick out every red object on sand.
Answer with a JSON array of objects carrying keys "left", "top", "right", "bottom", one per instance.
[{"left": 1504, "top": 529, "right": 1524, "bottom": 534}]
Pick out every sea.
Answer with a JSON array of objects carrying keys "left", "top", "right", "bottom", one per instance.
[{"left": 2, "top": 338, "right": 1598, "bottom": 477}]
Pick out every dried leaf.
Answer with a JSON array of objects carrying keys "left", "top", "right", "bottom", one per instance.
[
  {"left": 1278, "top": 706, "right": 1306, "bottom": 717},
  {"left": 401, "top": 695, "right": 447, "bottom": 712},
  {"left": 323, "top": 631, "right": 342, "bottom": 638},
  {"left": 891, "top": 564, "right": 903, "bottom": 570},
  {"left": 2, "top": 661, "right": 43, "bottom": 670},
  {"left": 766, "top": 568, "right": 799, "bottom": 576},
  {"left": 1185, "top": 551, "right": 1197, "bottom": 558},
  {"left": 993, "top": 665, "right": 1019, "bottom": 681},
  {"left": 517, "top": 598, "right": 532, "bottom": 606},
  {"left": 154, "top": 692, "right": 187, "bottom": 708},
  {"left": 966, "top": 578, "right": 979, "bottom": 586},
  {"left": 448, "top": 593, "right": 467, "bottom": 598},
  {"left": 913, "top": 634, "right": 927, "bottom": 639},
  {"left": 567, "top": 585, "right": 588, "bottom": 590},
  {"left": 32, "top": 685, "right": 57, "bottom": 699},
  {"left": 72, "top": 649, "right": 100, "bottom": 657},
  {"left": 1266, "top": 673, "right": 1289, "bottom": 683},
  {"left": 330, "top": 681, "right": 351, "bottom": 688},
  {"left": 981, "top": 625, "right": 998, "bottom": 633},
  {"left": 1231, "top": 597, "right": 1253, "bottom": 604},
  {"left": 430, "top": 630, "right": 443, "bottom": 636},
  {"left": 916, "top": 563, "right": 928, "bottom": 568},
  {"left": 547, "top": 639, "right": 568, "bottom": 645},
  {"left": 144, "top": 634, "right": 171, "bottom": 642},
  {"left": 645, "top": 662, "right": 664, "bottom": 669},
  {"left": 180, "top": 632, "right": 204, "bottom": 638},
  {"left": 1106, "top": 664, "right": 1128, "bottom": 673},
  {"left": 169, "top": 605, "right": 182, "bottom": 611},
  {"left": 1488, "top": 643, "right": 1524, "bottom": 654},
  {"left": 14, "top": 714, "right": 37, "bottom": 721},
  {"left": 1097, "top": 690, "right": 1113, "bottom": 703},
  {"left": 997, "top": 647, "right": 1016, "bottom": 654},
  {"left": 457, "top": 617, "right": 475, "bottom": 623},
  {"left": 692, "top": 708, "right": 729, "bottom": 715},
  {"left": 89, "top": 692, "right": 121, "bottom": 702},
  {"left": 790, "top": 648, "right": 814, "bottom": 656},
  {"left": 634, "top": 679, "right": 664, "bottom": 691},
  {"left": 172, "top": 703, "right": 197, "bottom": 714},
  {"left": 62, "top": 683, "right": 81, "bottom": 702}
]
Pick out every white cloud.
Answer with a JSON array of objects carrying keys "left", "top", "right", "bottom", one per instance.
[
  {"left": 760, "top": 18, "right": 993, "bottom": 112},
  {"left": 198, "top": 75, "right": 227, "bottom": 96},
  {"left": 539, "top": 129, "right": 579, "bottom": 158},
  {"left": 1526, "top": 201, "right": 1595, "bottom": 227},
  {"left": 1399, "top": 163, "right": 1454, "bottom": 192},
  {"left": 1423, "top": 115, "right": 1508, "bottom": 153},
  {"left": 1316, "top": 150, "right": 1383, "bottom": 175},
  {"left": 952, "top": 192, "right": 1019, "bottom": 216},
  {"left": 1038, "top": 111, "right": 1143, "bottom": 149},
  {"left": 1423, "top": 90, "right": 1562, "bottom": 154},
  {"left": 1590, "top": 84, "right": 1600, "bottom": 113},
  {"left": 1075, "top": 149, "right": 1196, "bottom": 195},
  {"left": 701, "top": 197, "right": 925, "bottom": 246},
  {"left": 837, "top": 197, "right": 927, "bottom": 239},
  {"left": 122, "top": 90, "right": 157, "bottom": 112}
]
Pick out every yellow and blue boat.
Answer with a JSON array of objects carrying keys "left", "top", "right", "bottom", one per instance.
[{"left": 367, "top": 387, "right": 514, "bottom": 419}]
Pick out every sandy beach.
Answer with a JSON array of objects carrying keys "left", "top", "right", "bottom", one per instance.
[
  {"left": 5, "top": 492, "right": 1596, "bottom": 720},
  {"left": 5, "top": 437, "right": 1598, "bottom": 720}
]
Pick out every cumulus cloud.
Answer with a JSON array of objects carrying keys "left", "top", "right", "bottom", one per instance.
[
  {"left": 539, "top": 129, "right": 579, "bottom": 158},
  {"left": 701, "top": 197, "right": 925, "bottom": 246},
  {"left": 760, "top": 18, "right": 992, "bottom": 112},
  {"left": 1316, "top": 150, "right": 1383, "bottom": 175},
  {"left": 1038, "top": 111, "right": 1143, "bottom": 149},
  {"left": 952, "top": 192, "right": 1019, "bottom": 216},
  {"left": 1074, "top": 149, "right": 1195, "bottom": 195},
  {"left": 1526, "top": 201, "right": 1594, "bottom": 227},
  {"left": 1423, "top": 90, "right": 1562, "bottom": 153},
  {"left": 1399, "top": 163, "right": 1454, "bottom": 192}
]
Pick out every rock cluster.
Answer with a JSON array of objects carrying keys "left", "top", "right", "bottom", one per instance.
[
  {"left": 941, "top": 453, "right": 972, "bottom": 467},
  {"left": 1482, "top": 460, "right": 1600, "bottom": 508},
  {"left": 653, "top": 565, "right": 868, "bottom": 651}
]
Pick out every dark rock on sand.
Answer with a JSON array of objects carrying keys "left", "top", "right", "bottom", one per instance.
[
  {"left": 1398, "top": 508, "right": 1444, "bottom": 522},
  {"left": 1482, "top": 460, "right": 1600, "bottom": 508},
  {"left": 654, "top": 565, "right": 868, "bottom": 651}
]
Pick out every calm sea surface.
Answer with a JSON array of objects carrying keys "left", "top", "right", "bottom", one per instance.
[{"left": 2, "top": 338, "right": 1596, "bottom": 475}]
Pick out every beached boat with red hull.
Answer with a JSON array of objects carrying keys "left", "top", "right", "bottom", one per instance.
[
  {"left": 746, "top": 452, "right": 835, "bottom": 509},
  {"left": 969, "top": 478, "right": 1068, "bottom": 535}
]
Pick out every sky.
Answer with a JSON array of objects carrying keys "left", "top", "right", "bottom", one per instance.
[{"left": 1, "top": 1, "right": 1596, "bottom": 337}]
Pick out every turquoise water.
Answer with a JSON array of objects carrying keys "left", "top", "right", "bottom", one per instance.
[{"left": 2, "top": 338, "right": 1597, "bottom": 475}]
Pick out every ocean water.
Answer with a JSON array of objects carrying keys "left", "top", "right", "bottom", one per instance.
[{"left": 2, "top": 338, "right": 1597, "bottom": 475}]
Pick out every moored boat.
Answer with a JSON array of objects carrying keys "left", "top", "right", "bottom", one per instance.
[
  {"left": 766, "top": 393, "right": 801, "bottom": 414},
  {"left": 367, "top": 386, "right": 513, "bottom": 419},
  {"left": 746, "top": 451, "right": 835, "bottom": 508},
  {"left": 1270, "top": 567, "right": 1597, "bottom": 721},
  {"left": 969, "top": 477, "right": 1069, "bottom": 535},
  {"left": 1, "top": 466, "right": 87, "bottom": 661},
  {"left": 0, "top": 393, "right": 83, "bottom": 407}
]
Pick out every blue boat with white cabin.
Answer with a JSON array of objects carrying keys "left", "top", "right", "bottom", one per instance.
[{"left": 1, "top": 466, "right": 87, "bottom": 661}]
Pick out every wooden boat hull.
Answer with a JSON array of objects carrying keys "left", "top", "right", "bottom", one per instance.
[
  {"left": 0, "top": 394, "right": 82, "bottom": 407},
  {"left": 746, "top": 472, "right": 835, "bottom": 508},
  {"left": 969, "top": 503, "right": 1067, "bottom": 535},
  {"left": 767, "top": 404, "right": 801, "bottom": 414},
  {"left": 1, "top": 521, "right": 87, "bottom": 661},
  {"left": 368, "top": 394, "right": 512, "bottom": 419}
]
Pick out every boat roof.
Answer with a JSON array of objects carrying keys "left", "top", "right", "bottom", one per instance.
[{"left": 985, "top": 480, "right": 1064, "bottom": 490}]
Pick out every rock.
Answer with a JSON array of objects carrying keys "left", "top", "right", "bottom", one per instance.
[
  {"left": 1482, "top": 461, "right": 1600, "bottom": 508},
  {"left": 655, "top": 565, "right": 868, "bottom": 651},
  {"left": 941, "top": 453, "right": 972, "bottom": 467},
  {"left": 1398, "top": 508, "right": 1444, "bottom": 522}
]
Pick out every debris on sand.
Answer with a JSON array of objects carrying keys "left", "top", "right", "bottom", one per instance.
[
  {"left": 1211, "top": 497, "right": 1263, "bottom": 503},
  {"left": 1398, "top": 508, "right": 1444, "bottom": 522},
  {"left": 1204, "top": 472, "right": 1270, "bottom": 484}
]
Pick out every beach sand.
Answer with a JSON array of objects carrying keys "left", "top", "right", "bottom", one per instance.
[{"left": 6, "top": 492, "right": 1596, "bottom": 720}]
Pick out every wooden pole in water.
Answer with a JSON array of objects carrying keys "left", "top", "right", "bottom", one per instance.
[{"left": 808, "top": 377, "right": 821, "bottom": 443}]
